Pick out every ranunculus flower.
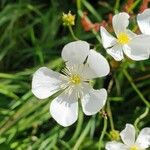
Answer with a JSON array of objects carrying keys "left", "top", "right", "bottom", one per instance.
[
  {"left": 100, "top": 12, "right": 150, "bottom": 61},
  {"left": 106, "top": 124, "right": 150, "bottom": 150},
  {"left": 32, "top": 41, "right": 110, "bottom": 127}
]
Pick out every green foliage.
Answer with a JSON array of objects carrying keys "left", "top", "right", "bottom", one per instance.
[{"left": 0, "top": 0, "right": 149, "bottom": 150}]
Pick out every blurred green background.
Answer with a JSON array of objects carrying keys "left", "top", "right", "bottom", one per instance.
[{"left": 0, "top": 0, "right": 149, "bottom": 149}]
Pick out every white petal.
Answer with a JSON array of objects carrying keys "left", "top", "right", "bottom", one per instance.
[
  {"left": 50, "top": 92, "right": 78, "bottom": 127},
  {"left": 120, "top": 124, "right": 135, "bottom": 146},
  {"left": 32, "top": 67, "right": 64, "bottom": 99},
  {"left": 113, "top": 12, "right": 130, "bottom": 35},
  {"left": 137, "top": 9, "right": 150, "bottom": 35},
  {"left": 77, "top": 63, "right": 98, "bottom": 80},
  {"left": 106, "top": 141, "right": 128, "bottom": 150},
  {"left": 100, "top": 26, "right": 117, "bottom": 49},
  {"left": 81, "top": 88, "right": 107, "bottom": 116},
  {"left": 107, "top": 44, "right": 124, "bottom": 61},
  {"left": 61, "top": 41, "right": 90, "bottom": 65},
  {"left": 86, "top": 50, "right": 110, "bottom": 78},
  {"left": 126, "top": 30, "right": 137, "bottom": 39},
  {"left": 123, "top": 35, "right": 150, "bottom": 61},
  {"left": 136, "top": 127, "right": 150, "bottom": 148}
]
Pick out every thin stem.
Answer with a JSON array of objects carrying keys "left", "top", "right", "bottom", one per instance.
[
  {"left": 114, "top": 0, "right": 120, "bottom": 13},
  {"left": 76, "top": 0, "right": 81, "bottom": 10},
  {"left": 134, "top": 107, "right": 149, "bottom": 130},
  {"left": 92, "top": 29, "right": 102, "bottom": 44},
  {"left": 123, "top": 69, "right": 150, "bottom": 108},
  {"left": 69, "top": 110, "right": 84, "bottom": 143},
  {"left": 127, "top": 0, "right": 141, "bottom": 13},
  {"left": 98, "top": 118, "right": 107, "bottom": 150},
  {"left": 107, "top": 79, "right": 115, "bottom": 130},
  {"left": 72, "top": 120, "right": 91, "bottom": 150},
  {"left": 135, "top": 74, "right": 150, "bottom": 82},
  {"left": 107, "top": 101, "right": 114, "bottom": 130},
  {"left": 68, "top": 26, "right": 79, "bottom": 41}
]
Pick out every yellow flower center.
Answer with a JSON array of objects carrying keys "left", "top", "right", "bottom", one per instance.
[
  {"left": 130, "top": 145, "right": 139, "bottom": 150},
  {"left": 70, "top": 74, "right": 81, "bottom": 85},
  {"left": 117, "top": 32, "right": 130, "bottom": 45}
]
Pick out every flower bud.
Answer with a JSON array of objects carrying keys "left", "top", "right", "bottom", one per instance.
[
  {"left": 109, "top": 130, "right": 120, "bottom": 141},
  {"left": 62, "top": 11, "right": 75, "bottom": 26}
]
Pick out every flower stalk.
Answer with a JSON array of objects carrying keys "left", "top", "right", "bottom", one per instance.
[
  {"left": 98, "top": 117, "right": 108, "bottom": 150},
  {"left": 123, "top": 69, "right": 150, "bottom": 108},
  {"left": 68, "top": 25, "right": 79, "bottom": 41}
]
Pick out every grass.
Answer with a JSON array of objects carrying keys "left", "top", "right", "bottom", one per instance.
[{"left": 0, "top": 0, "right": 150, "bottom": 149}]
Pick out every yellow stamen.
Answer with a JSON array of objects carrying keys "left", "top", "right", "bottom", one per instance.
[
  {"left": 117, "top": 32, "right": 130, "bottom": 45},
  {"left": 70, "top": 74, "right": 81, "bottom": 85},
  {"left": 130, "top": 145, "right": 139, "bottom": 150}
]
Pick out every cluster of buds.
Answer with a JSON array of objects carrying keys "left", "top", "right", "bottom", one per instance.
[
  {"left": 62, "top": 11, "right": 75, "bottom": 26},
  {"left": 109, "top": 130, "right": 120, "bottom": 141}
]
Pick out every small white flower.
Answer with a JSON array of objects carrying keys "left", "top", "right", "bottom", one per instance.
[
  {"left": 106, "top": 124, "right": 150, "bottom": 150},
  {"left": 100, "top": 12, "right": 150, "bottom": 61},
  {"left": 137, "top": 9, "right": 150, "bottom": 35},
  {"left": 32, "top": 41, "right": 110, "bottom": 127}
]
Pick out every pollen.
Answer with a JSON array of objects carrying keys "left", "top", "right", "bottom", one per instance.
[
  {"left": 117, "top": 32, "right": 130, "bottom": 45},
  {"left": 70, "top": 74, "right": 81, "bottom": 85},
  {"left": 130, "top": 145, "right": 139, "bottom": 150}
]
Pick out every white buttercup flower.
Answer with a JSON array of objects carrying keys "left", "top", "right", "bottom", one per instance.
[
  {"left": 106, "top": 124, "right": 150, "bottom": 150},
  {"left": 100, "top": 12, "right": 150, "bottom": 61},
  {"left": 32, "top": 41, "right": 110, "bottom": 127},
  {"left": 137, "top": 9, "right": 150, "bottom": 35}
]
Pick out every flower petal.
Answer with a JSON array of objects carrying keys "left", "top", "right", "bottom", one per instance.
[
  {"left": 136, "top": 127, "right": 150, "bottom": 149},
  {"left": 100, "top": 26, "right": 117, "bottom": 49},
  {"left": 50, "top": 92, "right": 78, "bottom": 127},
  {"left": 120, "top": 124, "right": 135, "bottom": 146},
  {"left": 107, "top": 44, "right": 124, "bottom": 61},
  {"left": 113, "top": 12, "right": 130, "bottom": 36},
  {"left": 126, "top": 29, "right": 137, "bottom": 39},
  {"left": 86, "top": 50, "right": 110, "bottom": 78},
  {"left": 32, "top": 67, "right": 64, "bottom": 99},
  {"left": 123, "top": 35, "right": 150, "bottom": 61},
  {"left": 106, "top": 141, "right": 128, "bottom": 150},
  {"left": 81, "top": 88, "right": 107, "bottom": 115},
  {"left": 77, "top": 63, "right": 98, "bottom": 80},
  {"left": 137, "top": 9, "right": 150, "bottom": 35},
  {"left": 61, "top": 40, "right": 90, "bottom": 65}
]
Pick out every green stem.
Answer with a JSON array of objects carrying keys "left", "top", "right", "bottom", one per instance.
[
  {"left": 123, "top": 69, "right": 150, "bottom": 108},
  {"left": 127, "top": 0, "right": 141, "bottom": 13},
  {"left": 76, "top": 0, "right": 81, "bottom": 10},
  {"left": 69, "top": 110, "right": 84, "bottom": 143},
  {"left": 98, "top": 118, "right": 107, "bottom": 150},
  {"left": 72, "top": 120, "right": 91, "bottom": 150},
  {"left": 134, "top": 107, "right": 149, "bottom": 130},
  {"left": 107, "top": 101, "right": 114, "bottom": 130},
  {"left": 92, "top": 29, "right": 102, "bottom": 44},
  {"left": 107, "top": 79, "right": 115, "bottom": 130},
  {"left": 114, "top": 0, "right": 120, "bottom": 13},
  {"left": 68, "top": 26, "right": 79, "bottom": 41}
]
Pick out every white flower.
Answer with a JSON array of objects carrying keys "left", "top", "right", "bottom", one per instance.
[
  {"left": 137, "top": 9, "right": 150, "bottom": 35},
  {"left": 100, "top": 12, "right": 150, "bottom": 61},
  {"left": 106, "top": 124, "right": 150, "bottom": 150},
  {"left": 32, "top": 41, "right": 110, "bottom": 127}
]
